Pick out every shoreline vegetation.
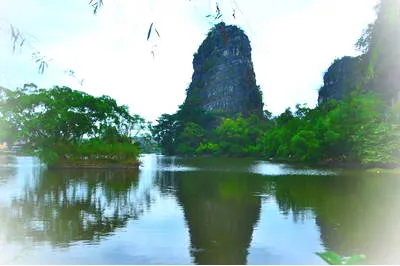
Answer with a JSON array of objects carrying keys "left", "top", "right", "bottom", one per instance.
[
  {"left": 152, "top": 94, "right": 400, "bottom": 170},
  {"left": 175, "top": 153, "right": 400, "bottom": 172},
  {"left": 1, "top": 86, "right": 398, "bottom": 170},
  {"left": 0, "top": 86, "right": 151, "bottom": 168},
  {"left": 47, "top": 161, "right": 141, "bottom": 169},
  {"left": 3, "top": 149, "right": 400, "bottom": 173},
  {"left": 0, "top": 150, "right": 141, "bottom": 169}
]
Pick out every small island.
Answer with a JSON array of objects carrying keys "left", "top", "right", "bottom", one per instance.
[{"left": 0, "top": 85, "right": 151, "bottom": 168}]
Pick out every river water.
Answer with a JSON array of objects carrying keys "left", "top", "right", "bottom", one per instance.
[{"left": 0, "top": 154, "right": 399, "bottom": 264}]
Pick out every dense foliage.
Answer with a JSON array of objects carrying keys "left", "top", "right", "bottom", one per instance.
[
  {"left": 153, "top": 92, "right": 400, "bottom": 167},
  {"left": 316, "top": 251, "right": 366, "bottom": 265},
  {"left": 0, "top": 85, "right": 149, "bottom": 166}
]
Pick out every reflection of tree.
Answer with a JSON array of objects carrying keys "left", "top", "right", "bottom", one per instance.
[
  {"left": 160, "top": 170, "right": 263, "bottom": 265},
  {"left": 154, "top": 154, "right": 400, "bottom": 265},
  {"left": 0, "top": 168, "right": 154, "bottom": 247},
  {"left": 271, "top": 175, "right": 337, "bottom": 222},
  {"left": 0, "top": 155, "right": 18, "bottom": 184},
  {"left": 271, "top": 173, "right": 400, "bottom": 264},
  {"left": 313, "top": 173, "right": 400, "bottom": 264}
]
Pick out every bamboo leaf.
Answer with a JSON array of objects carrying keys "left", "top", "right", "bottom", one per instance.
[
  {"left": 147, "top": 22, "right": 154, "bottom": 40},
  {"left": 316, "top": 251, "right": 343, "bottom": 265},
  {"left": 38, "top": 62, "right": 44, "bottom": 74},
  {"left": 89, "top": 0, "right": 103, "bottom": 14},
  {"left": 10, "top": 25, "right": 20, "bottom": 53},
  {"left": 154, "top": 27, "right": 160, "bottom": 38},
  {"left": 93, "top": 4, "right": 98, "bottom": 14},
  {"left": 10, "top": 24, "right": 16, "bottom": 40},
  {"left": 343, "top": 254, "right": 366, "bottom": 265}
]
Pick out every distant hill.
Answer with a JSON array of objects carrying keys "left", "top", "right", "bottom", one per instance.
[{"left": 318, "top": 0, "right": 400, "bottom": 106}]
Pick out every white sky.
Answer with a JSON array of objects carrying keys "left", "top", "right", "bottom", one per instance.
[{"left": 0, "top": 0, "right": 379, "bottom": 122}]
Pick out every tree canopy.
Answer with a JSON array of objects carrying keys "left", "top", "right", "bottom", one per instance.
[{"left": 0, "top": 85, "right": 149, "bottom": 166}]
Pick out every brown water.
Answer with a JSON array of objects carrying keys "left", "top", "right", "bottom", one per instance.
[{"left": 0, "top": 154, "right": 399, "bottom": 264}]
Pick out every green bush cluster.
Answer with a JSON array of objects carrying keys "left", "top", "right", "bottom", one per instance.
[
  {"left": 41, "top": 139, "right": 140, "bottom": 165},
  {"left": 0, "top": 85, "right": 145, "bottom": 166},
  {"left": 154, "top": 93, "right": 400, "bottom": 167}
]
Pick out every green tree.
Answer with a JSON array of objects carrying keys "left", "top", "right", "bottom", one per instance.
[
  {"left": 152, "top": 113, "right": 180, "bottom": 155},
  {"left": 176, "top": 122, "right": 206, "bottom": 155},
  {"left": 0, "top": 85, "right": 145, "bottom": 166}
]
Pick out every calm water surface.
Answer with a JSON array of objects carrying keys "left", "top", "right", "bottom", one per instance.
[{"left": 0, "top": 154, "right": 399, "bottom": 264}]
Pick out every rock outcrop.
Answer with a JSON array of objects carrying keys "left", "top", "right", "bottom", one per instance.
[
  {"left": 318, "top": 54, "right": 400, "bottom": 106},
  {"left": 318, "top": 56, "right": 365, "bottom": 105},
  {"left": 318, "top": 0, "right": 400, "bottom": 106},
  {"left": 184, "top": 22, "right": 263, "bottom": 117}
]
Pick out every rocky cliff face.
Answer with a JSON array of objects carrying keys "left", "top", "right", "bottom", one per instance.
[
  {"left": 184, "top": 23, "right": 263, "bottom": 117},
  {"left": 318, "top": 56, "right": 365, "bottom": 104},
  {"left": 318, "top": 0, "right": 400, "bottom": 107},
  {"left": 318, "top": 54, "right": 400, "bottom": 106}
]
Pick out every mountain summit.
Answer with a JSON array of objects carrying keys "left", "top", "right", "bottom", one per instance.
[{"left": 184, "top": 22, "right": 263, "bottom": 117}]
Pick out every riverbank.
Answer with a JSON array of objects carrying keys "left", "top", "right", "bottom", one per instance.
[
  {"left": 0, "top": 150, "right": 17, "bottom": 155},
  {"left": 271, "top": 157, "right": 400, "bottom": 172},
  {"left": 316, "top": 158, "right": 400, "bottom": 170},
  {"left": 48, "top": 162, "right": 141, "bottom": 169},
  {"left": 180, "top": 153, "right": 400, "bottom": 172},
  {"left": 47, "top": 159, "right": 141, "bottom": 169}
]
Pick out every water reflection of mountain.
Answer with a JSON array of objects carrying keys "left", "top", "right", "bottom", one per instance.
[
  {"left": 157, "top": 154, "right": 400, "bottom": 265},
  {"left": 0, "top": 168, "right": 154, "bottom": 247},
  {"left": 143, "top": 155, "right": 400, "bottom": 264},
  {"left": 2, "top": 154, "right": 399, "bottom": 264},
  {"left": 157, "top": 166, "right": 264, "bottom": 265}
]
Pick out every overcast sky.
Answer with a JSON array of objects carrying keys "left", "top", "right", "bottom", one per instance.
[{"left": 0, "top": 0, "right": 379, "bottom": 122}]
